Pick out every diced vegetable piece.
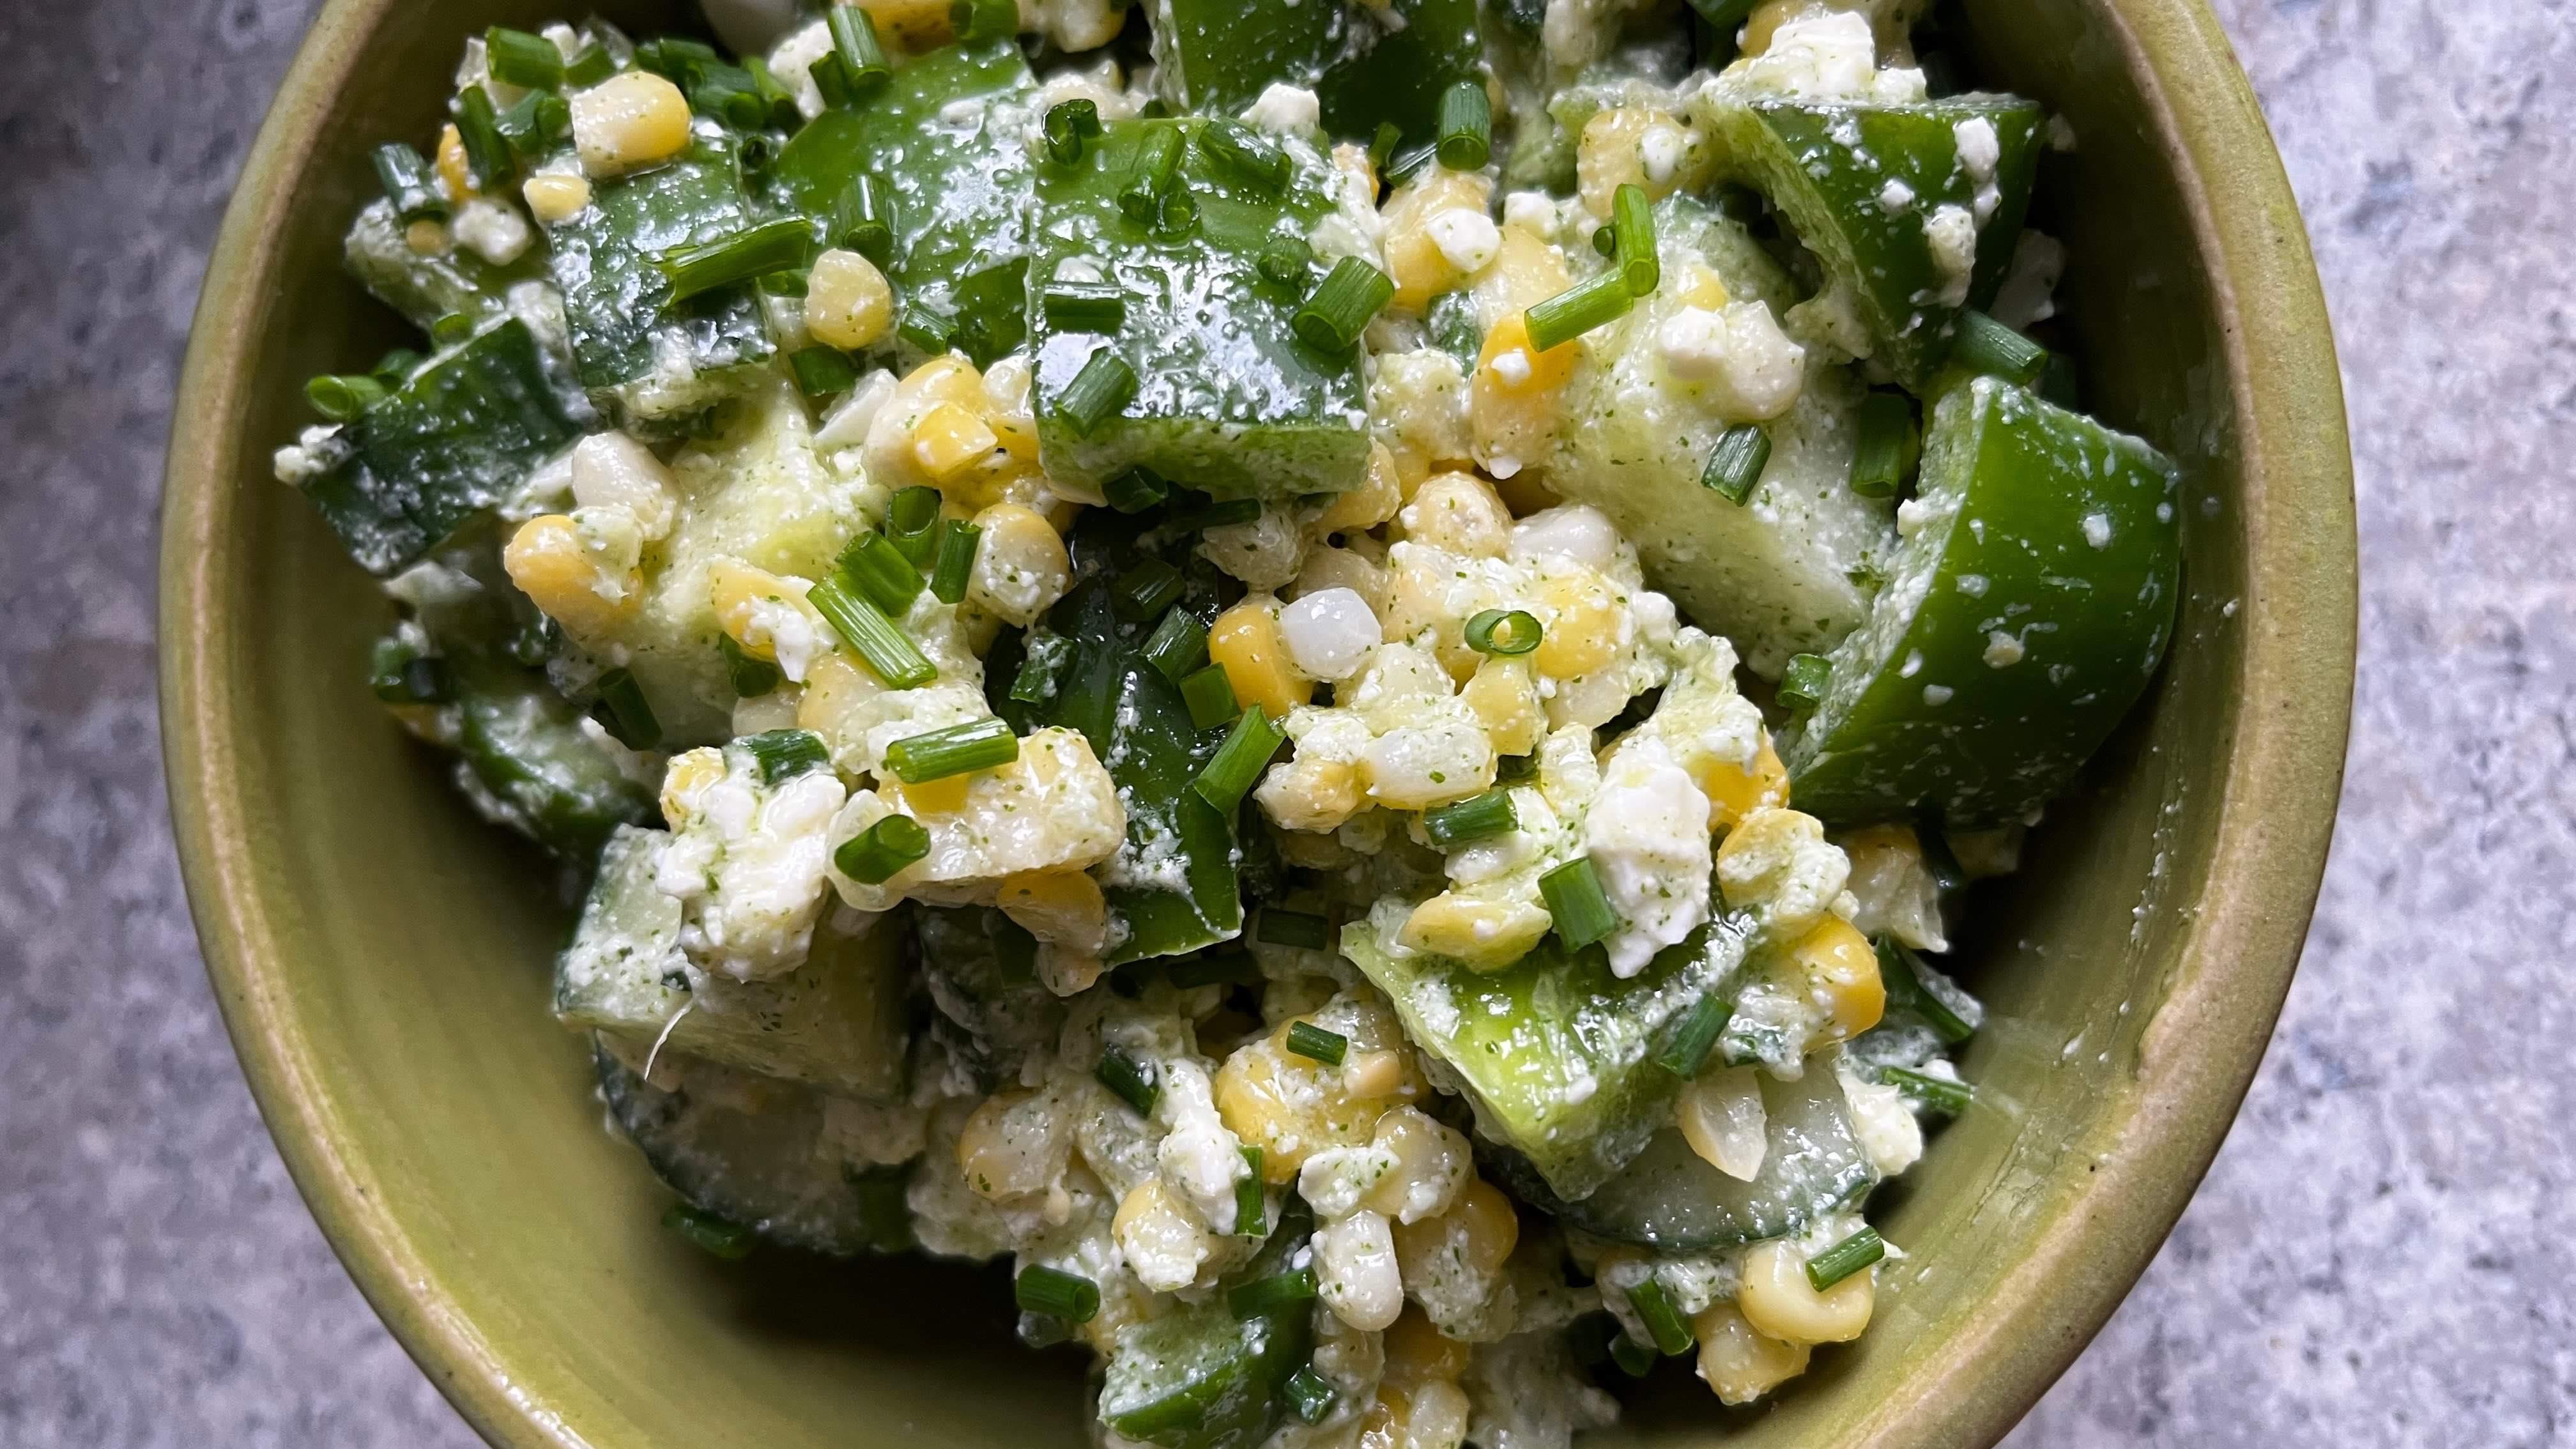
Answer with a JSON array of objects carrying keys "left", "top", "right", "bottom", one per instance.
[
  {"left": 555, "top": 827, "right": 909, "bottom": 1099},
  {"left": 768, "top": 41, "right": 1036, "bottom": 364},
  {"left": 298, "top": 319, "right": 585, "bottom": 574},
  {"left": 342, "top": 199, "right": 546, "bottom": 332},
  {"left": 452, "top": 659, "right": 657, "bottom": 858},
  {"left": 914, "top": 905, "right": 1068, "bottom": 1091},
  {"left": 1782, "top": 378, "right": 2182, "bottom": 826},
  {"left": 1151, "top": 0, "right": 1484, "bottom": 145},
  {"left": 1029, "top": 119, "right": 1370, "bottom": 502},
  {"left": 1698, "top": 94, "right": 2043, "bottom": 383},
  {"left": 1341, "top": 907, "right": 1754, "bottom": 1199},
  {"left": 1098, "top": 1209, "right": 1314, "bottom": 1449}
]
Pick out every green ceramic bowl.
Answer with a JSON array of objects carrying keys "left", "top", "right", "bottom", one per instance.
[{"left": 160, "top": 3, "right": 2354, "bottom": 1445}]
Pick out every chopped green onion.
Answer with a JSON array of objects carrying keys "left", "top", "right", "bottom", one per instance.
[
  {"left": 503, "top": 91, "right": 572, "bottom": 162},
  {"left": 885, "top": 486, "right": 942, "bottom": 565},
  {"left": 1168, "top": 948, "right": 1257, "bottom": 989},
  {"left": 563, "top": 43, "right": 617, "bottom": 88},
  {"left": 1777, "top": 652, "right": 1832, "bottom": 714},
  {"left": 654, "top": 217, "right": 813, "bottom": 308},
  {"left": 1436, "top": 80, "right": 1492, "bottom": 172},
  {"left": 1010, "top": 632, "right": 1075, "bottom": 704},
  {"left": 1119, "top": 126, "right": 1186, "bottom": 225},
  {"left": 1259, "top": 909, "right": 1331, "bottom": 951},
  {"left": 1112, "top": 558, "right": 1186, "bottom": 622},
  {"left": 1699, "top": 423, "right": 1771, "bottom": 505},
  {"left": 1284, "top": 1022, "right": 1347, "bottom": 1066},
  {"left": 930, "top": 519, "right": 980, "bottom": 605},
  {"left": 1234, "top": 1146, "right": 1267, "bottom": 1237},
  {"left": 1199, "top": 121, "right": 1289, "bottom": 192},
  {"left": 949, "top": 0, "right": 1018, "bottom": 42},
  {"left": 1523, "top": 268, "right": 1634, "bottom": 353},
  {"left": 1626, "top": 1280, "right": 1696, "bottom": 1356},
  {"left": 663, "top": 1203, "right": 754, "bottom": 1259},
  {"left": 1539, "top": 856, "right": 1619, "bottom": 949},
  {"left": 1096, "top": 1047, "right": 1160, "bottom": 1116},
  {"left": 1193, "top": 705, "right": 1284, "bottom": 814},
  {"left": 589, "top": 667, "right": 661, "bottom": 749},
  {"left": 1385, "top": 142, "right": 1438, "bottom": 188},
  {"left": 454, "top": 85, "right": 515, "bottom": 191},
  {"left": 1805, "top": 1227, "right": 1885, "bottom": 1292},
  {"left": 1685, "top": 0, "right": 1761, "bottom": 29},
  {"left": 632, "top": 36, "right": 718, "bottom": 81},
  {"left": 1043, "top": 98, "right": 1102, "bottom": 165},
  {"left": 1848, "top": 392, "right": 1915, "bottom": 498},
  {"left": 1229, "top": 1268, "right": 1317, "bottom": 1320},
  {"left": 303, "top": 373, "right": 386, "bottom": 422},
  {"left": 831, "top": 173, "right": 894, "bottom": 263},
  {"left": 884, "top": 716, "right": 1018, "bottom": 783},
  {"left": 1609, "top": 182, "right": 1659, "bottom": 295},
  {"left": 430, "top": 312, "right": 475, "bottom": 348},
  {"left": 788, "top": 346, "right": 860, "bottom": 399},
  {"left": 1877, "top": 937, "right": 1975, "bottom": 1044},
  {"left": 807, "top": 576, "right": 937, "bottom": 688},
  {"left": 719, "top": 634, "right": 780, "bottom": 698},
  {"left": 368, "top": 644, "right": 450, "bottom": 704},
  {"left": 837, "top": 530, "right": 924, "bottom": 617},
  {"left": 825, "top": 6, "right": 891, "bottom": 95},
  {"left": 1257, "top": 236, "right": 1314, "bottom": 288},
  {"left": 742, "top": 728, "right": 830, "bottom": 783},
  {"left": 1014, "top": 1264, "right": 1101, "bottom": 1323},
  {"left": 1042, "top": 282, "right": 1128, "bottom": 334},
  {"left": 1608, "top": 1333, "right": 1657, "bottom": 1377},
  {"left": 1292, "top": 257, "right": 1395, "bottom": 353},
  {"left": 1422, "top": 789, "right": 1517, "bottom": 849},
  {"left": 743, "top": 57, "right": 801, "bottom": 129},
  {"left": 899, "top": 300, "right": 957, "bottom": 355},
  {"left": 2039, "top": 350, "right": 2083, "bottom": 409},
  {"left": 1176, "top": 496, "right": 1262, "bottom": 532},
  {"left": 1284, "top": 1366, "right": 1336, "bottom": 1424},
  {"left": 369, "top": 347, "right": 423, "bottom": 383},
  {"left": 1368, "top": 120, "right": 1404, "bottom": 172},
  {"left": 1464, "top": 608, "right": 1542, "bottom": 657},
  {"left": 1949, "top": 309, "right": 2050, "bottom": 387},
  {"left": 1653, "top": 993, "right": 1733, "bottom": 1078},
  {"left": 1105, "top": 465, "right": 1169, "bottom": 513},
  {"left": 1881, "top": 1066, "right": 1972, "bottom": 1116},
  {"left": 484, "top": 26, "right": 565, "bottom": 89},
  {"left": 1054, "top": 347, "right": 1138, "bottom": 438},
  {"left": 1591, "top": 224, "right": 1616, "bottom": 257},
  {"left": 1142, "top": 608, "right": 1209, "bottom": 683},
  {"left": 1180, "top": 665, "right": 1239, "bottom": 730},
  {"left": 834, "top": 813, "right": 929, "bottom": 885}
]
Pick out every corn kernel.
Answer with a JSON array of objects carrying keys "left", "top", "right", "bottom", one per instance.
[
  {"left": 1209, "top": 601, "right": 1308, "bottom": 720},
  {"left": 1382, "top": 1309, "right": 1472, "bottom": 1387},
  {"left": 1787, "top": 916, "right": 1884, "bottom": 1041},
  {"left": 1675, "top": 258, "right": 1729, "bottom": 310},
  {"left": 1392, "top": 1177, "right": 1517, "bottom": 1287},
  {"left": 1397, "top": 891, "right": 1551, "bottom": 970},
  {"left": 1340, "top": 1048, "right": 1406, "bottom": 1101},
  {"left": 1215, "top": 1002, "right": 1423, "bottom": 1179},
  {"left": 886, "top": 771, "right": 972, "bottom": 818},
  {"left": 571, "top": 70, "right": 693, "bottom": 178},
  {"left": 521, "top": 171, "right": 592, "bottom": 224},
  {"left": 1701, "top": 737, "right": 1790, "bottom": 830},
  {"left": 1533, "top": 574, "right": 1620, "bottom": 680},
  {"left": 1113, "top": 1177, "right": 1212, "bottom": 1292},
  {"left": 1742, "top": 0, "right": 1798, "bottom": 54},
  {"left": 403, "top": 219, "right": 448, "bottom": 255},
  {"left": 996, "top": 870, "right": 1112, "bottom": 955},
  {"left": 1399, "top": 472, "right": 1514, "bottom": 559},
  {"left": 806, "top": 248, "right": 894, "bottom": 350},
  {"left": 1256, "top": 755, "right": 1363, "bottom": 834},
  {"left": 854, "top": 0, "right": 958, "bottom": 50},
  {"left": 501, "top": 513, "right": 638, "bottom": 638},
  {"left": 1577, "top": 105, "right": 1706, "bottom": 216},
  {"left": 707, "top": 559, "right": 829, "bottom": 681},
  {"left": 1693, "top": 1301, "right": 1811, "bottom": 1404},
  {"left": 910, "top": 401, "right": 999, "bottom": 486},
  {"left": 967, "top": 502, "right": 1073, "bottom": 629},
  {"left": 1459, "top": 657, "right": 1543, "bottom": 756},
  {"left": 955, "top": 1089, "right": 1066, "bottom": 1202},
  {"left": 1471, "top": 312, "right": 1576, "bottom": 479},
  {"left": 1471, "top": 226, "right": 1573, "bottom": 322},
  {"left": 1314, "top": 441, "right": 1403, "bottom": 534},
  {"left": 1676, "top": 1066, "right": 1767, "bottom": 1181},
  {"left": 1736, "top": 1238, "right": 1873, "bottom": 1345},
  {"left": 435, "top": 124, "right": 473, "bottom": 201},
  {"left": 1382, "top": 171, "right": 1496, "bottom": 312}
]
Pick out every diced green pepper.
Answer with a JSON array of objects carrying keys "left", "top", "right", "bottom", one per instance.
[
  {"left": 1782, "top": 377, "right": 2182, "bottom": 826},
  {"left": 767, "top": 40, "right": 1036, "bottom": 365},
  {"left": 1029, "top": 119, "right": 1370, "bottom": 502},
  {"left": 452, "top": 659, "right": 657, "bottom": 859},
  {"left": 298, "top": 318, "right": 586, "bottom": 574},
  {"left": 1341, "top": 907, "right": 1754, "bottom": 1200},
  {"left": 1151, "top": 0, "right": 1485, "bottom": 144},
  {"left": 1099, "top": 1207, "right": 1314, "bottom": 1448},
  {"left": 1700, "top": 94, "right": 2041, "bottom": 383},
  {"left": 342, "top": 199, "right": 546, "bottom": 332}
]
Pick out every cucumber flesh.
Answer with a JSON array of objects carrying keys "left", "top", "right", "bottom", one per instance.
[{"left": 1098, "top": 1208, "right": 1314, "bottom": 1449}]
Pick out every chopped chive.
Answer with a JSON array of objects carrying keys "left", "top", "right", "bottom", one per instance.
[
  {"left": 1539, "top": 857, "right": 1618, "bottom": 949},
  {"left": 1436, "top": 79, "right": 1492, "bottom": 171},
  {"left": 1949, "top": 309, "right": 2050, "bottom": 387},
  {"left": 1119, "top": 126, "right": 1186, "bottom": 224},
  {"left": 1805, "top": 1227, "right": 1886, "bottom": 1292},
  {"left": 1284, "top": 1365, "right": 1336, "bottom": 1423},
  {"left": 369, "top": 347, "right": 423, "bottom": 383},
  {"left": 1234, "top": 1146, "right": 1267, "bottom": 1237},
  {"left": 899, "top": 300, "right": 958, "bottom": 355},
  {"left": 1105, "top": 465, "right": 1168, "bottom": 514},
  {"left": 1153, "top": 186, "right": 1200, "bottom": 238},
  {"left": 831, "top": 173, "right": 894, "bottom": 263},
  {"left": 304, "top": 373, "right": 387, "bottom": 422},
  {"left": 1699, "top": 423, "right": 1771, "bottom": 504},
  {"left": 1257, "top": 236, "right": 1314, "bottom": 288},
  {"left": 430, "top": 312, "right": 475, "bottom": 348},
  {"left": 949, "top": 0, "right": 1018, "bottom": 42},
  {"left": 484, "top": 26, "right": 565, "bottom": 90},
  {"left": 1626, "top": 1280, "right": 1696, "bottom": 1356},
  {"left": 825, "top": 6, "right": 891, "bottom": 95},
  {"left": 1014, "top": 1264, "right": 1101, "bottom": 1323},
  {"left": 497, "top": 89, "right": 571, "bottom": 162},
  {"left": 1608, "top": 1333, "right": 1657, "bottom": 1378},
  {"left": 884, "top": 716, "right": 1018, "bottom": 783},
  {"left": 743, "top": 57, "right": 801, "bottom": 129},
  {"left": 759, "top": 266, "right": 809, "bottom": 300},
  {"left": 1686, "top": 0, "right": 1761, "bottom": 28},
  {"left": 655, "top": 217, "right": 813, "bottom": 308},
  {"left": 454, "top": 85, "right": 516, "bottom": 191},
  {"left": 1142, "top": 607, "right": 1209, "bottom": 683},
  {"left": 1259, "top": 909, "right": 1331, "bottom": 951},
  {"left": 1368, "top": 120, "right": 1404, "bottom": 172},
  {"left": 369, "top": 642, "right": 450, "bottom": 704},
  {"left": 1112, "top": 558, "right": 1186, "bottom": 622},
  {"left": 1609, "top": 182, "right": 1659, "bottom": 295},
  {"left": 1096, "top": 1046, "right": 1160, "bottom": 1116},
  {"left": 1054, "top": 346, "right": 1138, "bottom": 438},
  {"left": 632, "top": 36, "right": 717, "bottom": 81},
  {"left": 1385, "top": 141, "right": 1438, "bottom": 188},
  {"left": 663, "top": 1203, "right": 754, "bottom": 1259},
  {"left": 1180, "top": 665, "right": 1239, "bottom": 730},
  {"left": 2039, "top": 350, "right": 2083, "bottom": 409},
  {"left": 807, "top": 576, "right": 937, "bottom": 687},
  {"left": 1193, "top": 705, "right": 1284, "bottom": 814},
  {"left": 930, "top": 519, "right": 979, "bottom": 605},
  {"left": 837, "top": 530, "right": 924, "bottom": 617},
  {"left": 1881, "top": 1066, "right": 1972, "bottom": 1117},
  {"left": 1176, "top": 496, "right": 1262, "bottom": 532},
  {"left": 1042, "top": 281, "right": 1128, "bottom": 334},
  {"left": 1591, "top": 224, "right": 1616, "bottom": 257},
  {"left": 788, "top": 346, "right": 860, "bottom": 399},
  {"left": 1524, "top": 268, "right": 1634, "bottom": 353},
  {"left": 563, "top": 43, "right": 617, "bottom": 88},
  {"left": 1777, "top": 652, "right": 1832, "bottom": 714},
  {"left": 1877, "top": 937, "right": 1976, "bottom": 1044},
  {"left": 1848, "top": 392, "right": 1916, "bottom": 498},
  {"left": 742, "top": 728, "right": 831, "bottom": 783},
  {"left": 1464, "top": 608, "right": 1542, "bottom": 657},
  {"left": 1010, "top": 632, "right": 1075, "bottom": 704},
  {"left": 1199, "top": 121, "right": 1289, "bottom": 192},
  {"left": 589, "top": 667, "right": 661, "bottom": 749},
  {"left": 1422, "top": 789, "right": 1517, "bottom": 849},
  {"left": 1043, "top": 98, "right": 1103, "bottom": 165},
  {"left": 719, "top": 634, "right": 781, "bottom": 698},
  {"left": 1284, "top": 1022, "right": 1347, "bottom": 1066},
  {"left": 1292, "top": 257, "right": 1395, "bottom": 353},
  {"left": 1653, "top": 993, "right": 1733, "bottom": 1077},
  {"left": 885, "top": 486, "right": 942, "bottom": 565},
  {"left": 1168, "top": 947, "right": 1257, "bottom": 989},
  {"left": 688, "top": 64, "right": 765, "bottom": 128},
  {"left": 1229, "top": 1267, "right": 1317, "bottom": 1320}
]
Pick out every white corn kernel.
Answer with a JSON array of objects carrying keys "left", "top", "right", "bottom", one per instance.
[
  {"left": 521, "top": 171, "right": 593, "bottom": 223},
  {"left": 571, "top": 70, "right": 693, "bottom": 177},
  {"left": 1279, "top": 588, "right": 1381, "bottom": 682},
  {"left": 805, "top": 248, "right": 894, "bottom": 351},
  {"left": 1315, "top": 1209, "right": 1404, "bottom": 1331},
  {"left": 1677, "top": 1067, "right": 1768, "bottom": 1181},
  {"left": 1736, "top": 1238, "right": 1874, "bottom": 1345},
  {"left": 967, "top": 502, "right": 1073, "bottom": 627},
  {"left": 570, "top": 431, "right": 678, "bottom": 540}
]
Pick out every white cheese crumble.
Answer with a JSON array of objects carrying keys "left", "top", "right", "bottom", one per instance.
[
  {"left": 1654, "top": 301, "right": 1807, "bottom": 421},
  {"left": 1241, "top": 82, "right": 1321, "bottom": 134},
  {"left": 1984, "top": 631, "right": 2026, "bottom": 668},
  {"left": 1923, "top": 204, "right": 1979, "bottom": 308},
  {"left": 1582, "top": 737, "right": 1713, "bottom": 977},
  {"left": 1425, "top": 208, "right": 1503, "bottom": 275}
]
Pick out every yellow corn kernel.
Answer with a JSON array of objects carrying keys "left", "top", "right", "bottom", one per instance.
[
  {"left": 854, "top": 0, "right": 958, "bottom": 50},
  {"left": 1736, "top": 1238, "right": 1874, "bottom": 1345},
  {"left": 403, "top": 219, "right": 448, "bottom": 255},
  {"left": 899, "top": 353, "right": 988, "bottom": 411},
  {"left": 1382, "top": 171, "right": 1496, "bottom": 312},
  {"left": 1361, "top": 1107, "right": 1470, "bottom": 1222},
  {"left": 1577, "top": 105, "right": 1706, "bottom": 216},
  {"left": 1533, "top": 574, "right": 1620, "bottom": 680},
  {"left": 1693, "top": 1301, "right": 1811, "bottom": 1404},
  {"left": 1674, "top": 258, "right": 1729, "bottom": 310},
  {"left": 435, "top": 124, "right": 473, "bottom": 201},
  {"left": 796, "top": 652, "right": 875, "bottom": 740},
  {"left": 1317, "top": 441, "right": 1404, "bottom": 532},
  {"left": 1215, "top": 1002, "right": 1423, "bottom": 1180},
  {"left": 983, "top": 355, "right": 1041, "bottom": 460},
  {"left": 501, "top": 514, "right": 638, "bottom": 638},
  {"left": 1471, "top": 225, "right": 1574, "bottom": 323},
  {"left": 1787, "top": 916, "right": 1885, "bottom": 1041},
  {"left": 954, "top": 1089, "right": 1063, "bottom": 1201},
  {"left": 1400, "top": 471, "right": 1514, "bottom": 558},
  {"left": 1340, "top": 1048, "right": 1406, "bottom": 1101},
  {"left": 1676, "top": 1066, "right": 1768, "bottom": 1181},
  {"left": 1460, "top": 657, "right": 1542, "bottom": 756},
  {"left": 1382, "top": 1309, "right": 1473, "bottom": 1388},
  {"left": 996, "top": 870, "right": 1112, "bottom": 954},
  {"left": 1742, "top": 0, "right": 1799, "bottom": 55},
  {"left": 706, "top": 559, "right": 803, "bottom": 659},
  {"left": 1208, "top": 602, "right": 1308, "bottom": 720},
  {"left": 1471, "top": 312, "right": 1575, "bottom": 476},
  {"left": 1701, "top": 737, "right": 1790, "bottom": 830},
  {"left": 658, "top": 746, "right": 727, "bottom": 824},
  {"left": 965, "top": 502, "right": 1073, "bottom": 628},
  {"left": 910, "top": 401, "right": 999, "bottom": 486},
  {"left": 521, "top": 171, "right": 592, "bottom": 223},
  {"left": 1294, "top": 546, "right": 1388, "bottom": 615},
  {"left": 886, "top": 771, "right": 972, "bottom": 818},
  {"left": 1392, "top": 1177, "right": 1518, "bottom": 1286},
  {"left": 1257, "top": 755, "right": 1363, "bottom": 834},
  {"left": 1358, "top": 1383, "right": 1411, "bottom": 1449},
  {"left": 805, "top": 248, "right": 894, "bottom": 350},
  {"left": 1397, "top": 891, "right": 1551, "bottom": 970},
  {"left": 570, "top": 70, "right": 693, "bottom": 177}
]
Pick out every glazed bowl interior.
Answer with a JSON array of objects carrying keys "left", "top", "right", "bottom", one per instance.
[{"left": 160, "top": 1, "right": 2354, "bottom": 1446}]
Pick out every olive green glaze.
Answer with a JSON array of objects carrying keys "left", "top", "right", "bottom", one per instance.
[{"left": 158, "top": 3, "right": 2354, "bottom": 1446}]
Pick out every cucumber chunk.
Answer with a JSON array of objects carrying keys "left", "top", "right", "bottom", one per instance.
[
  {"left": 1782, "top": 377, "right": 2182, "bottom": 827},
  {"left": 914, "top": 905, "right": 1068, "bottom": 1091},
  {"left": 1341, "top": 905, "right": 1754, "bottom": 1201},
  {"left": 1150, "top": 0, "right": 1483, "bottom": 143},
  {"left": 1099, "top": 1209, "right": 1314, "bottom": 1449},
  {"left": 452, "top": 659, "right": 656, "bottom": 859},
  {"left": 342, "top": 198, "right": 544, "bottom": 332},
  {"left": 556, "top": 825, "right": 910, "bottom": 1099},
  {"left": 1028, "top": 119, "right": 1370, "bottom": 502}
]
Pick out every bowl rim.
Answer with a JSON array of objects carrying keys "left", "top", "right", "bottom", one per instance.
[{"left": 158, "top": 2, "right": 2356, "bottom": 1445}]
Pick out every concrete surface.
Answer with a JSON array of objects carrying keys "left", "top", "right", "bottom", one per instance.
[{"left": 0, "top": 1, "right": 2567, "bottom": 1445}]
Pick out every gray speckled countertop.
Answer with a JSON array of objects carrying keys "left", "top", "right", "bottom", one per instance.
[{"left": 2, "top": 1, "right": 2568, "bottom": 1444}]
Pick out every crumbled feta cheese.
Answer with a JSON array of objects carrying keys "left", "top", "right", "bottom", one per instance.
[
  {"left": 1731, "top": 12, "right": 1928, "bottom": 103},
  {"left": 1503, "top": 190, "right": 1560, "bottom": 237},
  {"left": 1837, "top": 1056, "right": 1926, "bottom": 1176},
  {"left": 1300, "top": 1145, "right": 1402, "bottom": 1220},
  {"left": 1510, "top": 504, "right": 1620, "bottom": 574},
  {"left": 1655, "top": 301, "right": 1807, "bottom": 422},
  {"left": 1639, "top": 123, "right": 1687, "bottom": 185},
  {"left": 1425, "top": 208, "right": 1503, "bottom": 275},
  {"left": 1583, "top": 737, "right": 1713, "bottom": 977},
  {"left": 1878, "top": 178, "right": 1916, "bottom": 215},
  {"left": 1153, "top": 1059, "right": 1248, "bottom": 1232},
  {"left": 451, "top": 198, "right": 532, "bottom": 266},
  {"left": 765, "top": 18, "right": 832, "bottom": 119},
  {"left": 1984, "top": 630, "right": 2026, "bottom": 668},
  {"left": 1241, "top": 82, "right": 1322, "bottom": 134},
  {"left": 2082, "top": 510, "right": 2114, "bottom": 548},
  {"left": 655, "top": 744, "right": 848, "bottom": 981},
  {"left": 1954, "top": 116, "right": 2003, "bottom": 223},
  {"left": 1924, "top": 204, "right": 1979, "bottom": 308}
]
